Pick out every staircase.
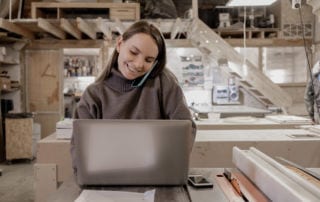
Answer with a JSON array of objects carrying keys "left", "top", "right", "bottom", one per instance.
[{"left": 187, "top": 18, "right": 293, "bottom": 108}]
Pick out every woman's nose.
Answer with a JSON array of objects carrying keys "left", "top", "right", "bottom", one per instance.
[{"left": 134, "top": 58, "right": 144, "bottom": 72}]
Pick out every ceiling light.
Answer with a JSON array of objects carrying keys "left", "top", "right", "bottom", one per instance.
[{"left": 227, "top": 0, "right": 277, "bottom": 6}]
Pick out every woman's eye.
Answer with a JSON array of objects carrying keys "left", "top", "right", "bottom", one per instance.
[{"left": 130, "top": 50, "right": 138, "bottom": 55}]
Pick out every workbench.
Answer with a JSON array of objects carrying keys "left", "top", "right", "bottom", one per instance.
[
  {"left": 35, "top": 126, "right": 320, "bottom": 201},
  {"left": 46, "top": 168, "right": 227, "bottom": 202},
  {"left": 45, "top": 167, "right": 320, "bottom": 202},
  {"left": 191, "top": 129, "right": 320, "bottom": 168},
  {"left": 192, "top": 105, "right": 271, "bottom": 118},
  {"left": 195, "top": 115, "right": 311, "bottom": 130}
]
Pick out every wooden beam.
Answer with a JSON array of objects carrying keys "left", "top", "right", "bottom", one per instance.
[
  {"left": 225, "top": 38, "right": 313, "bottom": 47},
  {"left": 0, "top": 18, "right": 34, "bottom": 39},
  {"left": 60, "top": 18, "right": 81, "bottom": 40},
  {"left": 76, "top": 17, "right": 96, "bottom": 40},
  {"left": 171, "top": 18, "right": 182, "bottom": 39},
  {"left": 0, "top": 32, "right": 7, "bottom": 37},
  {"left": 95, "top": 17, "right": 112, "bottom": 41},
  {"left": 13, "top": 41, "right": 28, "bottom": 51},
  {"left": 26, "top": 40, "right": 102, "bottom": 49},
  {"left": 192, "top": 0, "right": 198, "bottom": 19},
  {"left": 38, "top": 18, "right": 66, "bottom": 39},
  {"left": 166, "top": 39, "right": 193, "bottom": 47}
]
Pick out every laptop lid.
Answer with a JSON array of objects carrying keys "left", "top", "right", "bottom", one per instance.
[{"left": 73, "top": 119, "right": 192, "bottom": 186}]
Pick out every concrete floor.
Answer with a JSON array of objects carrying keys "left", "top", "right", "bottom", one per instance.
[{"left": 0, "top": 160, "right": 34, "bottom": 202}]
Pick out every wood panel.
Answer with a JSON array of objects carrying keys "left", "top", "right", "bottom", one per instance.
[
  {"left": 34, "top": 163, "right": 57, "bottom": 202},
  {"left": 25, "top": 50, "right": 63, "bottom": 138},
  {"left": 5, "top": 118, "right": 33, "bottom": 160},
  {"left": 31, "top": 2, "right": 140, "bottom": 20},
  {"left": 34, "top": 114, "right": 61, "bottom": 139}
]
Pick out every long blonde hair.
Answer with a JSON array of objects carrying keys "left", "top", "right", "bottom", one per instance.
[{"left": 95, "top": 21, "right": 166, "bottom": 83}]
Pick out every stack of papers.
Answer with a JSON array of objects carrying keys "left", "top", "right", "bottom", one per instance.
[
  {"left": 75, "top": 189, "right": 155, "bottom": 202},
  {"left": 222, "top": 116, "right": 258, "bottom": 123},
  {"left": 56, "top": 118, "right": 73, "bottom": 139},
  {"left": 265, "top": 115, "right": 312, "bottom": 124}
]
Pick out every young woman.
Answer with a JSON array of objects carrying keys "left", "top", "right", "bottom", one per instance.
[{"left": 71, "top": 20, "right": 196, "bottom": 173}]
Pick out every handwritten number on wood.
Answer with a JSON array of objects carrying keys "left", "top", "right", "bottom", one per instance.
[{"left": 41, "top": 64, "right": 56, "bottom": 78}]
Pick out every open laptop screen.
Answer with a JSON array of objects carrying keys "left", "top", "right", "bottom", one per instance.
[{"left": 73, "top": 119, "right": 192, "bottom": 186}]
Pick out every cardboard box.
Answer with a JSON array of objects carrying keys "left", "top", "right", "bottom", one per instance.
[
  {"left": 35, "top": 133, "right": 71, "bottom": 202},
  {"left": 37, "top": 133, "right": 72, "bottom": 182},
  {"left": 0, "top": 77, "right": 10, "bottom": 90}
]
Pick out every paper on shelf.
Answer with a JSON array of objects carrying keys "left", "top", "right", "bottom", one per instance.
[{"left": 75, "top": 189, "right": 155, "bottom": 202}]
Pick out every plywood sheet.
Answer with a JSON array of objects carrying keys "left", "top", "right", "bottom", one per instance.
[
  {"left": 25, "top": 49, "right": 63, "bottom": 139},
  {"left": 37, "top": 133, "right": 72, "bottom": 182},
  {"left": 34, "top": 113, "right": 61, "bottom": 138},
  {"left": 26, "top": 50, "right": 63, "bottom": 112},
  {"left": 5, "top": 118, "right": 33, "bottom": 160},
  {"left": 34, "top": 163, "right": 57, "bottom": 202}
]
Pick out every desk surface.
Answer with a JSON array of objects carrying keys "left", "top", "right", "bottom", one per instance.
[
  {"left": 46, "top": 167, "right": 320, "bottom": 202},
  {"left": 196, "top": 128, "right": 320, "bottom": 141},
  {"left": 196, "top": 115, "right": 311, "bottom": 130},
  {"left": 46, "top": 168, "right": 227, "bottom": 202}
]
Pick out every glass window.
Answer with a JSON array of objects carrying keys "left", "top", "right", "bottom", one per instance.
[{"left": 235, "top": 46, "right": 308, "bottom": 83}]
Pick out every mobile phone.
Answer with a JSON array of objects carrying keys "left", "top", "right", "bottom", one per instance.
[{"left": 188, "top": 175, "right": 213, "bottom": 188}]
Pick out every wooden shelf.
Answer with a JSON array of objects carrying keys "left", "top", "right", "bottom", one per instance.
[
  {"left": 213, "top": 27, "right": 313, "bottom": 47},
  {"left": 0, "top": 54, "right": 19, "bottom": 65},
  {"left": 214, "top": 28, "right": 280, "bottom": 39},
  {"left": 1, "top": 88, "right": 20, "bottom": 94},
  {"left": 31, "top": 2, "right": 140, "bottom": 20},
  {"left": 0, "top": 45, "right": 20, "bottom": 65}
]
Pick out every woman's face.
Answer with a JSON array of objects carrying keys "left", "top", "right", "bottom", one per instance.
[{"left": 116, "top": 33, "right": 159, "bottom": 80}]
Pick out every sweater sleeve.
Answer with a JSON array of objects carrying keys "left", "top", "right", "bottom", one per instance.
[
  {"left": 73, "top": 84, "right": 102, "bottom": 119},
  {"left": 160, "top": 69, "right": 197, "bottom": 150},
  {"left": 304, "top": 78, "right": 315, "bottom": 119}
]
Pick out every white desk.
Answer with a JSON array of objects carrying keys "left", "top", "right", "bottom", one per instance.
[
  {"left": 45, "top": 167, "right": 320, "bottom": 202},
  {"left": 46, "top": 168, "right": 227, "bottom": 202},
  {"left": 190, "top": 105, "right": 271, "bottom": 119},
  {"left": 196, "top": 116, "right": 311, "bottom": 130},
  {"left": 191, "top": 129, "right": 320, "bottom": 168},
  {"left": 35, "top": 126, "right": 320, "bottom": 201}
]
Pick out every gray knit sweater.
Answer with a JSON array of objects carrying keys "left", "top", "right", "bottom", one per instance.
[{"left": 71, "top": 67, "right": 196, "bottom": 172}]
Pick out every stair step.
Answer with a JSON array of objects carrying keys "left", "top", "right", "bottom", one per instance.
[
  {"left": 259, "top": 97, "right": 273, "bottom": 105},
  {"left": 249, "top": 89, "right": 263, "bottom": 96},
  {"left": 229, "top": 72, "right": 241, "bottom": 78},
  {"left": 239, "top": 80, "right": 252, "bottom": 87}
]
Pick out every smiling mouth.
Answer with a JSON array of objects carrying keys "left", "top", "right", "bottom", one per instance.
[{"left": 127, "top": 64, "right": 142, "bottom": 74}]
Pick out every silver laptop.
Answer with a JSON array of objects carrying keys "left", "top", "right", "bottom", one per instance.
[{"left": 73, "top": 119, "right": 192, "bottom": 186}]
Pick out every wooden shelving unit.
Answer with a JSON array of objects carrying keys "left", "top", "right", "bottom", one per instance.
[
  {"left": 1, "top": 87, "right": 20, "bottom": 94},
  {"left": 214, "top": 28, "right": 280, "bottom": 39},
  {"left": 0, "top": 55, "right": 19, "bottom": 65},
  {"left": 31, "top": 2, "right": 140, "bottom": 20}
]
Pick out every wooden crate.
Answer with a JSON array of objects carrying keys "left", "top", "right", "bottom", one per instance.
[
  {"left": 5, "top": 117, "right": 33, "bottom": 160},
  {"left": 31, "top": 2, "right": 140, "bottom": 20}
]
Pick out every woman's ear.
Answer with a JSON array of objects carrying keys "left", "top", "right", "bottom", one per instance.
[{"left": 116, "top": 36, "right": 123, "bottom": 53}]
